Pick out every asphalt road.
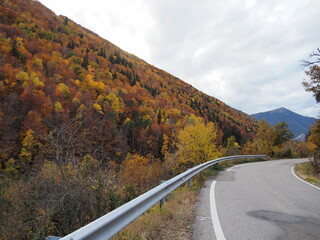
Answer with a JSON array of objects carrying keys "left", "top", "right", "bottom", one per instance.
[{"left": 193, "top": 159, "right": 320, "bottom": 240}]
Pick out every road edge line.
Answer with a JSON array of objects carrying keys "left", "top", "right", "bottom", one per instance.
[
  {"left": 291, "top": 165, "right": 320, "bottom": 191},
  {"left": 210, "top": 180, "right": 227, "bottom": 240}
]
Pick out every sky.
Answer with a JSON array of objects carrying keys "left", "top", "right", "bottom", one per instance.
[{"left": 39, "top": 0, "right": 320, "bottom": 118}]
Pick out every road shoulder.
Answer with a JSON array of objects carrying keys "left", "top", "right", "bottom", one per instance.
[
  {"left": 193, "top": 178, "right": 216, "bottom": 240},
  {"left": 293, "top": 161, "right": 320, "bottom": 189}
]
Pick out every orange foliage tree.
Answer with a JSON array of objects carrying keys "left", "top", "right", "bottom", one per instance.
[{"left": 119, "top": 154, "right": 163, "bottom": 194}]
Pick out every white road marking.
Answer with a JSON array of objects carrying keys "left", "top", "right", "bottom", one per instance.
[
  {"left": 210, "top": 180, "right": 227, "bottom": 240},
  {"left": 209, "top": 165, "right": 240, "bottom": 240},
  {"left": 226, "top": 167, "right": 235, "bottom": 172},
  {"left": 291, "top": 165, "right": 320, "bottom": 191}
]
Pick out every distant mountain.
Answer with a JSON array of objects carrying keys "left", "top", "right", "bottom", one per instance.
[
  {"left": 251, "top": 107, "right": 317, "bottom": 138},
  {"left": 293, "top": 134, "right": 307, "bottom": 142}
]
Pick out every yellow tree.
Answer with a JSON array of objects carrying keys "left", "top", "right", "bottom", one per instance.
[
  {"left": 19, "top": 129, "right": 41, "bottom": 170},
  {"left": 225, "top": 135, "right": 240, "bottom": 156},
  {"left": 54, "top": 101, "right": 63, "bottom": 112},
  {"left": 176, "top": 115, "right": 220, "bottom": 169},
  {"left": 105, "top": 92, "right": 124, "bottom": 113},
  {"left": 255, "top": 119, "right": 276, "bottom": 157},
  {"left": 161, "top": 133, "right": 170, "bottom": 157},
  {"left": 93, "top": 103, "right": 103, "bottom": 114}
]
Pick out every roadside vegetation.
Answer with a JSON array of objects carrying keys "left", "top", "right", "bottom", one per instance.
[
  {"left": 295, "top": 161, "right": 320, "bottom": 187},
  {"left": 241, "top": 120, "right": 316, "bottom": 159},
  {"left": 112, "top": 164, "right": 222, "bottom": 240},
  {"left": 302, "top": 48, "right": 320, "bottom": 177},
  {"left": 112, "top": 185, "right": 197, "bottom": 240},
  {"left": 291, "top": 47, "right": 320, "bottom": 189}
]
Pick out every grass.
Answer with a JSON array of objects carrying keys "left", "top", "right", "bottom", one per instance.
[
  {"left": 295, "top": 161, "right": 320, "bottom": 187},
  {"left": 111, "top": 185, "right": 197, "bottom": 240}
]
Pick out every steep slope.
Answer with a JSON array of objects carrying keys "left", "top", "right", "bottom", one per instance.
[
  {"left": 0, "top": 0, "right": 257, "bottom": 170},
  {"left": 251, "top": 107, "right": 316, "bottom": 137}
]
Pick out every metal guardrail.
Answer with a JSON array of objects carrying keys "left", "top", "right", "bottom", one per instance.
[{"left": 46, "top": 155, "right": 266, "bottom": 240}]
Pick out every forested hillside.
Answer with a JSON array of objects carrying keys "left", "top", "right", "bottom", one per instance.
[
  {"left": 0, "top": 0, "right": 257, "bottom": 170},
  {"left": 0, "top": 0, "right": 258, "bottom": 238}
]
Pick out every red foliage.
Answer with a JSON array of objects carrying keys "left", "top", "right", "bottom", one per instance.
[{"left": 0, "top": 0, "right": 258, "bottom": 169}]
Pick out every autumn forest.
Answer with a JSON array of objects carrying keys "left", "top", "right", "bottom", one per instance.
[{"left": 0, "top": 0, "right": 318, "bottom": 239}]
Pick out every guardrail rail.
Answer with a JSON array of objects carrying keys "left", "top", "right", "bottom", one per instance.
[{"left": 46, "top": 154, "right": 266, "bottom": 240}]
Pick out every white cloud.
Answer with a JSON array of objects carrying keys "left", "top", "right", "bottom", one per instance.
[
  {"left": 40, "top": 0, "right": 153, "bottom": 61},
  {"left": 143, "top": 0, "right": 320, "bottom": 117},
  {"left": 39, "top": 0, "right": 320, "bottom": 117}
]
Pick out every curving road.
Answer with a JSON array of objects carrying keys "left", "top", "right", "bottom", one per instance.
[{"left": 193, "top": 159, "right": 320, "bottom": 240}]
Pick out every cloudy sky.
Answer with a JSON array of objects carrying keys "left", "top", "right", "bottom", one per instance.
[{"left": 39, "top": 0, "right": 320, "bottom": 117}]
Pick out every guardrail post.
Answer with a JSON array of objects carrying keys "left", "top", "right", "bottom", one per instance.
[
  {"left": 187, "top": 178, "right": 191, "bottom": 188},
  {"left": 159, "top": 180, "right": 166, "bottom": 208}
]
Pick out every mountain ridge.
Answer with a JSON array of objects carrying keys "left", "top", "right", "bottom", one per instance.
[{"left": 251, "top": 107, "right": 316, "bottom": 138}]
